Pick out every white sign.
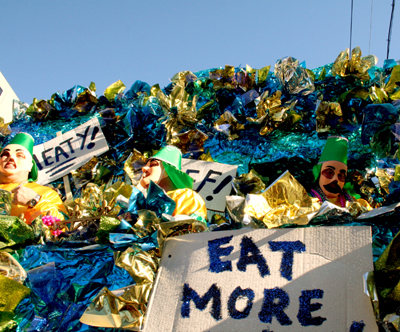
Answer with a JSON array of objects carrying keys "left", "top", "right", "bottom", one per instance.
[
  {"left": 181, "top": 159, "right": 237, "bottom": 212},
  {"left": 0, "top": 71, "right": 19, "bottom": 124},
  {"left": 33, "top": 118, "right": 109, "bottom": 185},
  {"left": 144, "top": 227, "right": 377, "bottom": 332}
]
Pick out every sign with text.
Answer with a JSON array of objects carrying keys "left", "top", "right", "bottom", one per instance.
[
  {"left": 33, "top": 118, "right": 108, "bottom": 185},
  {"left": 144, "top": 227, "right": 376, "bottom": 332},
  {"left": 181, "top": 159, "right": 237, "bottom": 212}
]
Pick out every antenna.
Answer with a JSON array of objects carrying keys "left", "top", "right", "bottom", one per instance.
[
  {"left": 369, "top": 0, "right": 374, "bottom": 54},
  {"left": 350, "top": 0, "right": 354, "bottom": 58},
  {"left": 387, "top": 0, "right": 396, "bottom": 59}
]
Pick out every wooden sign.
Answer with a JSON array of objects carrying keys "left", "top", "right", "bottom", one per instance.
[
  {"left": 181, "top": 159, "right": 237, "bottom": 212},
  {"left": 144, "top": 227, "right": 377, "bottom": 332},
  {"left": 33, "top": 118, "right": 108, "bottom": 185}
]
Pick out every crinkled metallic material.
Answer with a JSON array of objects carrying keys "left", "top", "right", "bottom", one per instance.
[
  {"left": 0, "top": 216, "right": 35, "bottom": 249},
  {"left": 0, "top": 274, "right": 30, "bottom": 312},
  {"left": 104, "top": 80, "right": 126, "bottom": 101},
  {"left": 170, "top": 129, "right": 208, "bottom": 154},
  {"left": 274, "top": 56, "right": 315, "bottom": 95},
  {"left": 13, "top": 244, "right": 133, "bottom": 331},
  {"left": 0, "top": 252, "right": 27, "bottom": 284},
  {"left": 214, "top": 111, "right": 245, "bottom": 140},
  {"left": 247, "top": 90, "right": 299, "bottom": 136},
  {"left": 244, "top": 170, "right": 320, "bottom": 228},
  {"left": 332, "top": 47, "right": 377, "bottom": 80},
  {"left": 114, "top": 246, "right": 160, "bottom": 284},
  {"left": 232, "top": 169, "right": 268, "bottom": 196},
  {"left": 123, "top": 149, "right": 148, "bottom": 186},
  {"left": 315, "top": 100, "right": 343, "bottom": 133},
  {"left": 80, "top": 283, "right": 152, "bottom": 330},
  {"left": 0, "top": 118, "right": 11, "bottom": 137}
]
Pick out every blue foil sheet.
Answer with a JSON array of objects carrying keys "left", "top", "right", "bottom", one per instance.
[{"left": 13, "top": 245, "right": 134, "bottom": 332}]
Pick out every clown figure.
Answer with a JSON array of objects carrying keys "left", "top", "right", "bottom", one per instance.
[
  {"left": 310, "top": 136, "right": 355, "bottom": 207},
  {"left": 0, "top": 133, "right": 67, "bottom": 223},
  {"left": 137, "top": 146, "right": 207, "bottom": 223}
]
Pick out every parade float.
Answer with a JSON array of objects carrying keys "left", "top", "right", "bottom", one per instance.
[{"left": 1, "top": 47, "right": 400, "bottom": 331}]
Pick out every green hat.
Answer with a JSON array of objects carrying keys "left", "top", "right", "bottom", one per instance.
[
  {"left": 312, "top": 136, "right": 348, "bottom": 182},
  {"left": 5, "top": 133, "right": 38, "bottom": 182},
  {"left": 152, "top": 146, "right": 193, "bottom": 190}
]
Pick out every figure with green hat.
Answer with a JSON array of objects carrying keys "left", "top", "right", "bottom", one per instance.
[
  {"left": 310, "top": 136, "right": 371, "bottom": 209},
  {"left": 0, "top": 132, "right": 67, "bottom": 224},
  {"left": 137, "top": 145, "right": 207, "bottom": 221}
]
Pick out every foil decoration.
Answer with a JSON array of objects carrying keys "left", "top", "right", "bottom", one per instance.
[
  {"left": 0, "top": 216, "right": 35, "bottom": 249},
  {"left": 244, "top": 170, "right": 320, "bottom": 228},
  {"left": 0, "top": 274, "right": 30, "bottom": 312},
  {"left": 247, "top": 90, "right": 299, "bottom": 136},
  {"left": 246, "top": 64, "right": 271, "bottom": 85},
  {"left": 0, "top": 252, "right": 27, "bottom": 284},
  {"left": 331, "top": 47, "right": 377, "bottom": 80},
  {"left": 80, "top": 284, "right": 152, "bottom": 330},
  {"left": 0, "top": 189, "right": 11, "bottom": 216},
  {"left": 170, "top": 128, "right": 208, "bottom": 154},
  {"left": 114, "top": 246, "right": 160, "bottom": 284},
  {"left": 26, "top": 98, "right": 56, "bottom": 121},
  {"left": 124, "top": 149, "right": 148, "bottom": 186},
  {"left": 232, "top": 169, "right": 268, "bottom": 196},
  {"left": 155, "top": 81, "right": 199, "bottom": 144},
  {"left": 274, "top": 56, "right": 315, "bottom": 95},
  {"left": 104, "top": 80, "right": 126, "bottom": 101},
  {"left": 315, "top": 101, "right": 343, "bottom": 133},
  {"left": 12, "top": 100, "right": 29, "bottom": 122},
  {"left": 364, "top": 271, "right": 380, "bottom": 320},
  {"left": 0, "top": 117, "right": 11, "bottom": 137},
  {"left": 214, "top": 111, "right": 245, "bottom": 140},
  {"left": 170, "top": 70, "right": 198, "bottom": 87}
]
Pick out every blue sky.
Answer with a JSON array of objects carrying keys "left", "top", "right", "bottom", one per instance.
[{"left": 1, "top": 0, "right": 399, "bottom": 104}]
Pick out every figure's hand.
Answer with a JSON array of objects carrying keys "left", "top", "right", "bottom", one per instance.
[{"left": 12, "top": 186, "right": 39, "bottom": 206}]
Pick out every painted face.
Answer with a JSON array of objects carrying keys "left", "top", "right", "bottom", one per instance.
[
  {"left": 319, "top": 160, "right": 347, "bottom": 198},
  {"left": 139, "top": 159, "right": 165, "bottom": 189},
  {"left": 0, "top": 144, "right": 33, "bottom": 176}
]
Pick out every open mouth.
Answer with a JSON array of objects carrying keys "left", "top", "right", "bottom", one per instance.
[
  {"left": 4, "top": 162, "right": 16, "bottom": 169},
  {"left": 323, "top": 181, "right": 342, "bottom": 194}
]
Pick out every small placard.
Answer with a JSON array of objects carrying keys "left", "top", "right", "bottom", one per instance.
[
  {"left": 181, "top": 159, "right": 237, "bottom": 212},
  {"left": 33, "top": 118, "right": 109, "bottom": 185},
  {"left": 144, "top": 227, "right": 376, "bottom": 332}
]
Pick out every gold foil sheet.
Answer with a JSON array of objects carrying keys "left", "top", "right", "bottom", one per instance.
[
  {"left": 331, "top": 47, "right": 377, "bottom": 80},
  {"left": 214, "top": 111, "right": 245, "bottom": 140},
  {"left": 274, "top": 56, "right": 315, "bottom": 95},
  {"left": 80, "top": 283, "right": 152, "bottom": 330},
  {"left": 154, "top": 83, "right": 199, "bottom": 144},
  {"left": 0, "top": 252, "right": 27, "bottom": 284},
  {"left": 65, "top": 181, "right": 131, "bottom": 218},
  {"left": 169, "top": 129, "right": 208, "bottom": 154},
  {"left": 0, "top": 117, "right": 11, "bottom": 137},
  {"left": 244, "top": 170, "right": 320, "bottom": 228},
  {"left": 232, "top": 169, "right": 268, "bottom": 196},
  {"left": 123, "top": 149, "right": 149, "bottom": 186},
  {"left": 199, "top": 150, "right": 214, "bottom": 162},
  {"left": 114, "top": 246, "right": 160, "bottom": 284},
  {"left": 376, "top": 168, "right": 392, "bottom": 194},
  {"left": 0, "top": 274, "right": 30, "bottom": 312},
  {"left": 316, "top": 101, "right": 343, "bottom": 133},
  {"left": 170, "top": 71, "right": 197, "bottom": 87},
  {"left": 157, "top": 217, "right": 208, "bottom": 249},
  {"left": 104, "top": 80, "right": 126, "bottom": 101},
  {"left": 247, "top": 91, "right": 298, "bottom": 136},
  {"left": 26, "top": 98, "right": 56, "bottom": 120}
]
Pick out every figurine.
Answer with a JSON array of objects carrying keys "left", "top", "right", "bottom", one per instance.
[
  {"left": 138, "top": 145, "right": 207, "bottom": 222},
  {"left": 310, "top": 136, "right": 371, "bottom": 209},
  {"left": 0, "top": 133, "right": 67, "bottom": 223}
]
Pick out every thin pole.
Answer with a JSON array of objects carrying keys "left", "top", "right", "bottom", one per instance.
[
  {"left": 350, "top": 0, "right": 354, "bottom": 57},
  {"left": 369, "top": 0, "right": 374, "bottom": 54},
  {"left": 387, "top": 0, "right": 396, "bottom": 59}
]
